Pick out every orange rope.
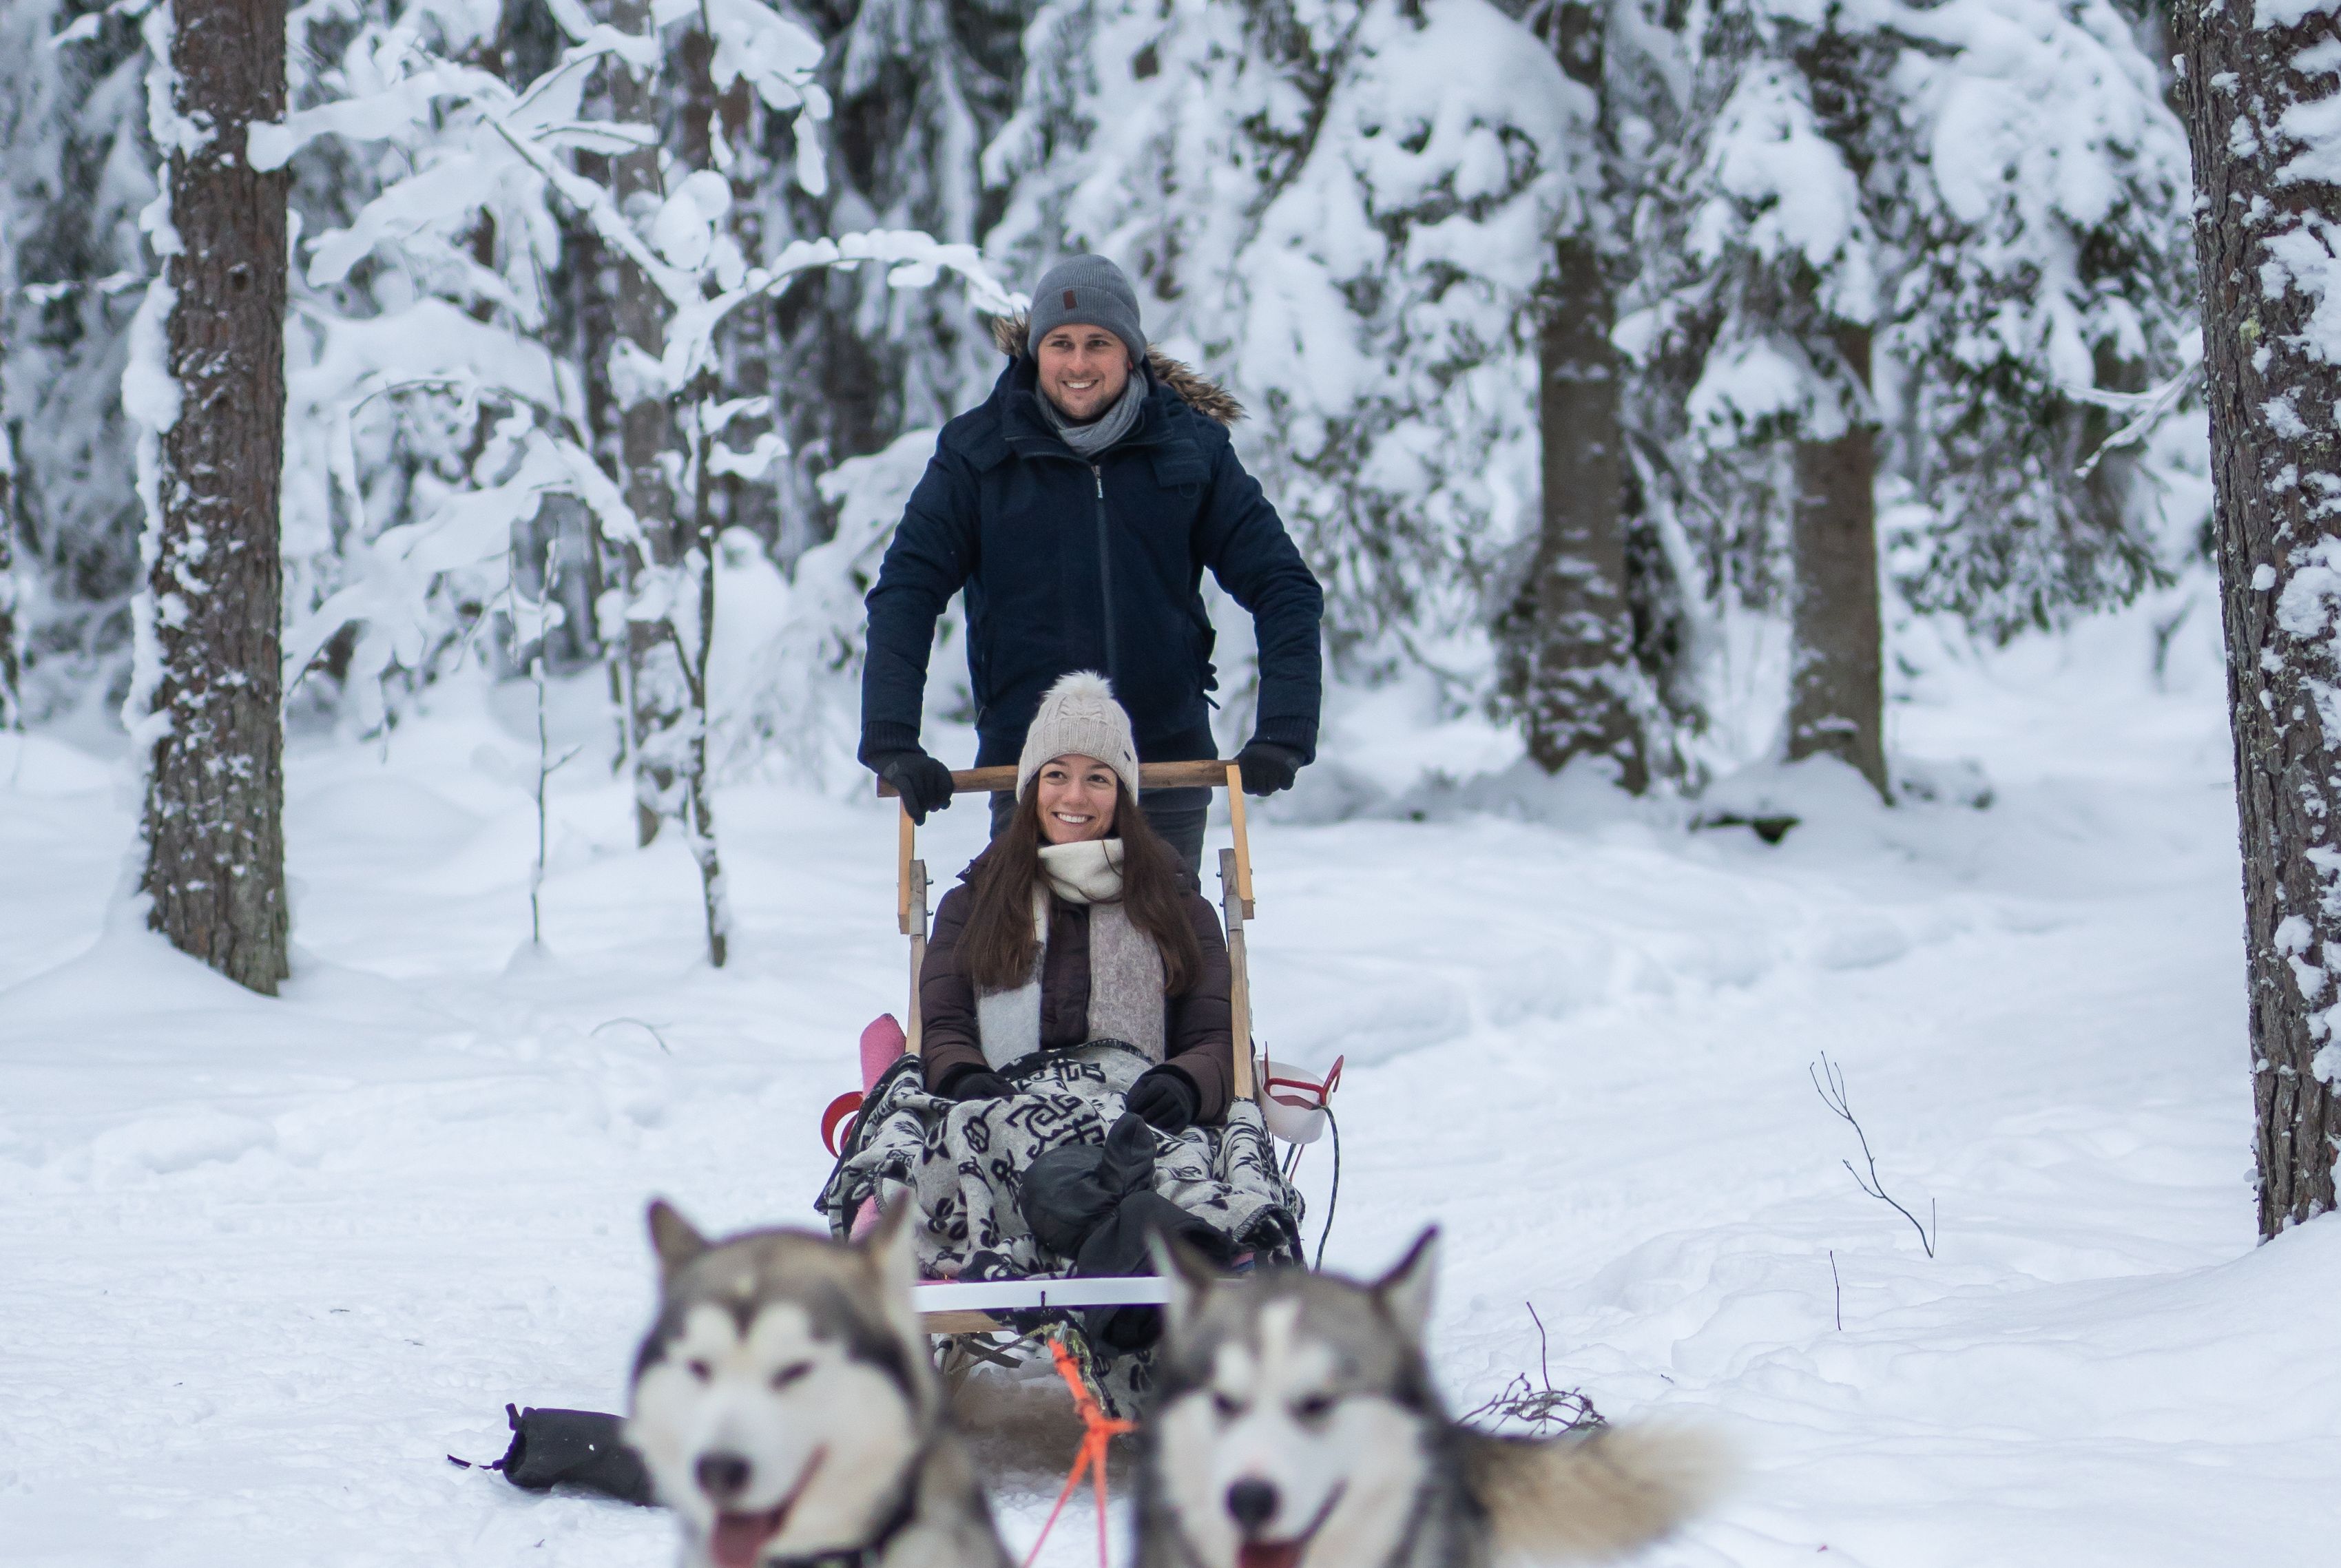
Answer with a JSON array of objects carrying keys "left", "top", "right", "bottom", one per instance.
[{"left": 1020, "top": 1334, "right": 1135, "bottom": 1568}]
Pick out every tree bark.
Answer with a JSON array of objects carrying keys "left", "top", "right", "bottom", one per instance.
[
  {"left": 1510, "top": 234, "right": 1648, "bottom": 790},
  {"left": 2173, "top": 0, "right": 2341, "bottom": 1239},
  {"left": 674, "top": 25, "right": 733, "bottom": 969},
  {"left": 1, "top": 320, "right": 18, "bottom": 730},
  {"left": 140, "top": 0, "right": 291, "bottom": 992},
  {"left": 1501, "top": 0, "right": 1651, "bottom": 789},
  {"left": 1787, "top": 323, "right": 1888, "bottom": 797},
  {"left": 603, "top": 0, "right": 681, "bottom": 848},
  {"left": 1, "top": 429, "right": 17, "bottom": 733}
]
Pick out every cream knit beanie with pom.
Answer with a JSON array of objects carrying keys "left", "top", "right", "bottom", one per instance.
[{"left": 1017, "top": 672, "right": 1142, "bottom": 801}]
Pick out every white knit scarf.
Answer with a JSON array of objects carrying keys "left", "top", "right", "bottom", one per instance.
[{"left": 975, "top": 837, "right": 1167, "bottom": 1069}]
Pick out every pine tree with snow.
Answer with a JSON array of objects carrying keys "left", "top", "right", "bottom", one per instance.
[
  {"left": 1495, "top": 0, "right": 1697, "bottom": 791},
  {"left": 749, "top": 0, "right": 1032, "bottom": 560},
  {"left": 1628, "top": 0, "right": 2192, "bottom": 796},
  {"left": 1, "top": 395, "right": 15, "bottom": 734},
  {"left": 1886, "top": 0, "right": 2194, "bottom": 639},
  {"left": 267, "top": 0, "right": 1008, "bottom": 963},
  {"left": 0, "top": 1, "right": 154, "bottom": 722},
  {"left": 125, "top": 0, "right": 293, "bottom": 992},
  {"left": 2172, "top": 0, "right": 2341, "bottom": 1238},
  {"left": 1628, "top": 0, "right": 1900, "bottom": 793}
]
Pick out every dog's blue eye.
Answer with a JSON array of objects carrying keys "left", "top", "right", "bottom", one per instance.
[
  {"left": 687, "top": 1359, "right": 712, "bottom": 1383},
  {"left": 771, "top": 1361, "right": 813, "bottom": 1390}
]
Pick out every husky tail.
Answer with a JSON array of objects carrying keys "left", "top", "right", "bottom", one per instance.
[{"left": 1465, "top": 1422, "right": 1733, "bottom": 1564}]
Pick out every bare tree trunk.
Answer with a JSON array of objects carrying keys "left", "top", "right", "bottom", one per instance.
[
  {"left": 1, "top": 368, "right": 18, "bottom": 732},
  {"left": 1508, "top": 233, "right": 1649, "bottom": 789},
  {"left": 603, "top": 0, "right": 680, "bottom": 848},
  {"left": 2173, "top": 0, "right": 2341, "bottom": 1239},
  {"left": 138, "top": 0, "right": 290, "bottom": 992},
  {"left": 1787, "top": 323, "right": 1888, "bottom": 798},
  {"left": 673, "top": 24, "right": 733, "bottom": 968}
]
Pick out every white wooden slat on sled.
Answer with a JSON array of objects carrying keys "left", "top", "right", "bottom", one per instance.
[{"left": 913, "top": 1275, "right": 1171, "bottom": 1336}]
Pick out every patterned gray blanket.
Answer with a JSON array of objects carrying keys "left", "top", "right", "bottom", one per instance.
[{"left": 817, "top": 1041, "right": 1302, "bottom": 1282}]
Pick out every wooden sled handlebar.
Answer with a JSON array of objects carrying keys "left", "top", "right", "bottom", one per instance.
[
  {"left": 876, "top": 758, "right": 1236, "bottom": 797},
  {"left": 893, "top": 760, "right": 1260, "bottom": 1104}
]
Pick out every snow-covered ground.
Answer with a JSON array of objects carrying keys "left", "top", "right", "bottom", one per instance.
[{"left": 1, "top": 591, "right": 2316, "bottom": 1567}]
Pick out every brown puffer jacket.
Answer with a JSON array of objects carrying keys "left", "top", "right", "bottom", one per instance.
[{"left": 918, "top": 866, "right": 1236, "bottom": 1124}]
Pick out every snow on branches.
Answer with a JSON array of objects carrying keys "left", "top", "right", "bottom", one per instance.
[
  {"left": 1627, "top": 0, "right": 2194, "bottom": 638},
  {"left": 261, "top": 0, "right": 1008, "bottom": 962}
]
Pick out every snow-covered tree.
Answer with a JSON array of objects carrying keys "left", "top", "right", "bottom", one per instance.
[
  {"left": 1495, "top": 0, "right": 1700, "bottom": 790},
  {"left": 1, "top": 1, "right": 154, "bottom": 723},
  {"left": 266, "top": 0, "right": 1009, "bottom": 963},
  {"left": 2172, "top": 0, "right": 2341, "bottom": 1237},
  {"left": 748, "top": 0, "right": 1033, "bottom": 558},
  {"left": 1627, "top": 0, "right": 2192, "bottom": 795},
  {"left": 125, "top": 0, "right": 293, "bottom": 993},
  {"left": 1886, "top": 0, "right": 2194, "bottom": 638}
]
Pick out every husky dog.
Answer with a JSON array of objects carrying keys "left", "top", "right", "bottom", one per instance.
[
  {"left": 1139, "top": 1231, "right": 1727, "bottom": 1568},
  {"left": 627, "top": 1200, "right": 1012, "bottom": 1568}
]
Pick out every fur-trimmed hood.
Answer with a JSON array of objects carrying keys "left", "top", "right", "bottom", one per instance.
[{"left": 989, "top": 312, "right": 1245, "bottom": 426}]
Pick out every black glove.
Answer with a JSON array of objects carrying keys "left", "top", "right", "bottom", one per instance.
[
  {"left": 1234, "top": 740, "right": 1303, "bottom": 797},
  {"left": 1125, "top": 1065, "right": 1199, "bottom": 1134},
  {"left": 939, "top": 1063, "right": 1010, "bottom": 1102},
  {"left": 873, "top": 749, "right": 955, "bottom": 825}
]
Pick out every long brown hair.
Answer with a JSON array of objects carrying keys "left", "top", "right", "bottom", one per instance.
[{"left": 958, "top": 782, "right": 1203, "bottom": 996}]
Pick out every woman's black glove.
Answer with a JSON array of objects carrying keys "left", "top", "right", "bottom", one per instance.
[
  {"left": 1234, "top": 739, "right": 1303, "bottom": 796},
  {"left": 939, "top": 1063, "right": 1010, "bottom": 1102},
  {"left": 1125, "top": 1065, "right": 1199, "bottom": 1134},
  {"left": 871, "top": 749, "right": 956, "bottom": 824}
]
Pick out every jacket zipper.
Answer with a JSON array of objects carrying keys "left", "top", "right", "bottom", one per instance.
[{"left": 1092, "top": 462, "right": 1119, "bottom": 684}]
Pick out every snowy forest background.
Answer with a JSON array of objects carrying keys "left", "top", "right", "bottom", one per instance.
[
  {"left": 0, "top": 0, "right": 2206, "bottom": 815},
  {"left": 30, "top": 1, "right": 2341, "bottom": 1560}
]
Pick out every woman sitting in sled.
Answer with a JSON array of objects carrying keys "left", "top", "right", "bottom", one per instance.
[{"left": 820, "top": 673, "right": 1299, "bottom": 1336}]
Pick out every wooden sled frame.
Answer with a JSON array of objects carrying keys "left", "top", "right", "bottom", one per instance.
[{"left": 877, "top": 760, "right": 1262, "bottom": 1335}]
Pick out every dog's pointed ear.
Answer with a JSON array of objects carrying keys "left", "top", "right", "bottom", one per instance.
[
  {"left": 1371, "top": 1227, "right": 1439, "bottom": 1344},
  {"left": 861, "top": 1200, "right": 925, "bottom": 1348},
  {"left": 647, "top": 1198, "right": 709, "bottom": 1284},
  {"left": 1149, "top": 1228, "right": 1221, "bottom": 1344}
]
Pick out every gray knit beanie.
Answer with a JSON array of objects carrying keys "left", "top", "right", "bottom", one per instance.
[
  {"left": 1017, "top": 671, "right": 1142, "bottom": 802},
  {"left": 1027, "top": 254, "right": 1147, "bottom": 367}
]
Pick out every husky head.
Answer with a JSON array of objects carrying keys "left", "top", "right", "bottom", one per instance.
[
  {"left": 627, "top": 1200, "right": 935, "bottom": 1568},
  {"left": 1147, "top": 1229, "right": 1448, "bottom": 1568},
  {"left": 1147, "top": 1231, "right": 1730, "bottom": 1568}
]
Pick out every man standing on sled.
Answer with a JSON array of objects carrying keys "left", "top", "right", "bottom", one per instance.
[{"left": 858, "top": 253, "right": 1325, "bottom": 878}]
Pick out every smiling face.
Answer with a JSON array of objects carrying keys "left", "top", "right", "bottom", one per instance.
[
  {"left": 1036, "top": 754, "right": 1119, "bottom": 844},
  {"left": 1148, "top": 1232, "right": 1447, "bottom": 1568},
  {"left": 627, "top": 1207, "right": 937, "bottom": 1568},
  {"left": 1152, "top": 1299, "right": 1434, "bottom": 1568},
  {"left": 1036, "top": 324, "right": 1133, "bottom": 424},
  {"left": 631, "top": 1299, "right": 922, "bottom": 1568}
]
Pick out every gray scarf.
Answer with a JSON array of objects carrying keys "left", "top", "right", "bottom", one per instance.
[
  {"left": 974, "top": 837, "right": 1167, "bottom": 1069},
  {"left": 1041, "top": 367, "right": 1147, "bottom": 458}
]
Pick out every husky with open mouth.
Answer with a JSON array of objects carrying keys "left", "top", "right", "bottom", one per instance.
[
  {"left": 627, "top": 1200, "right": 1011, "bottom": 1568},
  {"left": 1138, "top": 1231, "right": 1728, "bottom": 1568}
]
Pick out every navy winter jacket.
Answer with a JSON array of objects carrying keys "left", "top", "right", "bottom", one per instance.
[{"left": 860, "top": 348, "right": 1324, "bottom": 767}]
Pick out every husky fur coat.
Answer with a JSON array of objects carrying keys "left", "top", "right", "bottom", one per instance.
[{"left": 858, "top": 316, "right": 1324, "bottom": 768}]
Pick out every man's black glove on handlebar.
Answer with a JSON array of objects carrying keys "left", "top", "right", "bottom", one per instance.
[
  {"left": 1234, "top": 740, "right": 1304, "bottom": 797},
  {"left": 873, "top": 749, "right": 956, "bottom": 825}
]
